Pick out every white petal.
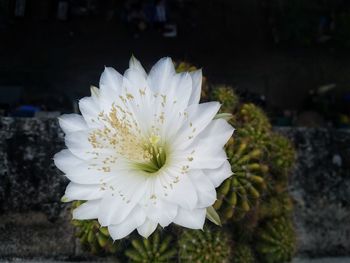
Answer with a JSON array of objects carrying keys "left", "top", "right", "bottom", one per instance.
[
  {"left": 190, "top": 148, "right": 228, "bottom": 169},
  {"left": 151, "top": 72, "right": 193, "bottom": 139},
  {"left": 54, "top": 149, "right": 83, "bottom": 173},
  {"left": 98, "top": 175, "right": 148, "bottom": 226},
  {"left": 64, "top": 162, "right": 113, "bottom": 184},
  {"left": 65, "top": 182, "right": 105, "bottom": 201},
  {"left": 64, "top": 130, "right": 95, "bottom": 160},
  {"left": 90, "top": 85, "right": 100, "bottom": 103},
  {"left": 108, "top": 207, "right": 146, "bottom": 240},
  {"left": 123, "top": 70, "right": 150, "bottom": 109},
  {"left": 73, "top": 200, "right": 100, "bottom": 220},
  {"left": 188, "top": 170, "right": 216, "bottom": 208},
  {"left": 137, "top": 219, "right": 158, "bottom": 238},
  {"left": 178, "top": 119, "right": 233, "bottom": 170},
  {"left": 100, "top": 67, "right": 123, "bottom": 93},
  {"left": 162, "top": 169, "right": 198, "bottom": 210},
  {"left": 147, "top": 57, "right": 175, "bottom": 94},
  {"left": 164, "top": 72, "right": 192, "bottom": 112},
  {"left": 129, "top": 56, "right": 147, "bottom": 77},
  {"left": 173, "top": 102, "right": 221, "bottom": 149},
  {"left": 99, "top": 67, "right": 123, "bottom": 112},
  {"left": 124, "top": 69, "right": 148, "bottom": 91},
  {"left": 142, "top": 198, "right": 178, "bottom": 228},
  {"left": 79, "top": 97, "right": 101, "bottom": 128},
  {"left": 203, "top": 160, "right": 233, "bottom": 188},
  {"left": 188, "top": 69, "right": 202, "bottom": 105},
  {"left": 64, "top": 129, "right": 115, "bottom": 161},
  {"left": 196, "top": 119, "right": 234, "bottom": 148},
  {"left": 173, "top": 207, "right": 206, "bottom": 229},
  {"left": 58, "top": 114, "right": 87, "bottom": 134},
  {"left": 167, "top": 72, "right": 192, "bottom": 110}
]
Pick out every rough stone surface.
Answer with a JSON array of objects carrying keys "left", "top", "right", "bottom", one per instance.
[
  {"left": 0, "top": 118, "right": 75, "bottom": 258},
  {"left": 0, "top": 211, "right": 74, "bottom": 258},
  {"left": 277, "top": 128, "right": 350, "bottom": 257},
  {"left": 0, "top": 118, "right": 66, "bottom": 217},
  {"left": 0, "top": 118, "right": 350, "bottom": 259}
]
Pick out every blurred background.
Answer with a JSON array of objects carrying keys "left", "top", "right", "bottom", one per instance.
[{"left": 1, "top": 0, "right": 350, "bottom": 127}]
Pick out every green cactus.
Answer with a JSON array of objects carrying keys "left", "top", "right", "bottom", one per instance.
[
  {"left": 125, "top": 230, "right": 177, "bottom": 263},
  {"left": 233, "top": 104, "right": 271, "bottom": 152},
  {"left": 178, "top": 227, "right": 232, "bottom": 263},
  {"left": 211, "top": 85, "right": 240, "bottom": 113},
  {"left": 72, "top": 201, "right": 119, "bottom": 255},
  {"left": 255, "top": 216, "right": 296, "bottom": 263},
  {"left": 231, "top": 205, "right": 261, "bottom": 244},
  {"left": 214, "top": 137, "right": 268, "bottom": 222},
  {"left": 268, "top": 133, "right": 296, "bottom": 176},
  {"left": 258, "top": 193, "right": 294, "bottom": 220},
  {"left": 238, "top": 103, "right": 271, "bottom": 132},
  {"left": 233, "top": 243, "right": 256, "bottom": 263}
]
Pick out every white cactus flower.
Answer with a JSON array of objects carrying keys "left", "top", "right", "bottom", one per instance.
[{"left": 54, "top": 57, "right": 234, "bottom": 240}]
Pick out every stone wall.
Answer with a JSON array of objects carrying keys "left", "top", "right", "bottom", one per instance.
[
  {"left": 277, "top": 128, "right": 350, "bottom": 257},
  {"left": 0, "top": 118, "right": 76, "bottom": 259},
  {"left": 0, "top": 118, "right": 349, "bottom": 259}
]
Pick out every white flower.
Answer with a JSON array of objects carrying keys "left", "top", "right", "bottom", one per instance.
[{"left": 54, "top": 57, "right": 234, "bottom": 240}]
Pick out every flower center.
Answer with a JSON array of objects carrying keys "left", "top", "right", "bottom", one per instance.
[
  {"left": 133, "top": 135, "right": 167, "bottom": 173},
  {"left": 88, "top": 103, "right": 168, "bottom": 174}
]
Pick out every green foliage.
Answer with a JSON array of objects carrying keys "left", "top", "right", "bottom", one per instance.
[
  {"left": 72, "top": 201, "right": 119, "bottom": 255},
  {"left": 179, "top": 227, "right": 232, "bottom": 263},
  {"left": 233, "top": 244, "right": 256, "bottom": 263},
  {"left": 255, "top": 217, "right": 297, "bottom": 263},
  {"left": 125, "top": 231, "right": 177, "bottom": 263}
]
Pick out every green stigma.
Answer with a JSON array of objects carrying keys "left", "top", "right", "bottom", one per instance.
[{"left": 133, "top": 135, "right": 167, "bottom": 174}]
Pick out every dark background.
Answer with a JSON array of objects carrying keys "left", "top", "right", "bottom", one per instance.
[{"left": 1, "top": 0, "right": 350, "bottom": 126}]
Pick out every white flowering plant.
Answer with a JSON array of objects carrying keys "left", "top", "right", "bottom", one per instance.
[{"left": 54, "top": 56, "right": 234, "bottom": 240}]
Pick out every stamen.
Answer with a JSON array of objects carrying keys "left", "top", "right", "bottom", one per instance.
[{"left": 88, "top": 101, "right": 167, "bottom": 174}]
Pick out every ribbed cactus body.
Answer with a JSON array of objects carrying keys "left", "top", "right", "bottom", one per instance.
[
  {"left": 238, "top": 103, "right": 271, "bottom": 132},
  {"left": 125, "top": 231, "right": 177, "bottom": 263},
  {"left": 179, "top": 228, "right": 232, "bottom": 263},
  {"left": 255, "top": 217, "right": 296, "bottom": 263},
  {"left": 233, "top": 244, "right": 256, "bottom": 263},
  {"left": 258, "top": 193, "right": 294, "bottom": 220},
  {"left": 268, "top": 133, "right": 296, "bottom": 176},
  {"left": 214, "top": 137, "right": 268, "bottom": 222}
]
